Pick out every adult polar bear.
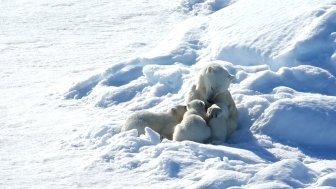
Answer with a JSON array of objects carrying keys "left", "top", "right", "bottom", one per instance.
[{"left": 186, "top": 63, "right": 238, "bottom": 142}]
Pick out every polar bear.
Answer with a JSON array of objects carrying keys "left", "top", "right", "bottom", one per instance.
[
  {"left": 207, "top": 91, "right": 238, "bottom": 142},
  {"left": 121, "top": 105, "right": 187, "bottom": 140},
  {"left": 186, "top": 63, "right": 238, "bottom": 142},
  {"left": 173, "top": 100, "right": 211, "bottom": 143},
  {"left": 186, "top": 63, "right": 235, "bottom": 107}
]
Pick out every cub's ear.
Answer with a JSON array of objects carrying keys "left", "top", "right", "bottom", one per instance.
[
  {"left": 229, "top": 74, "right": 235, "bottom": 81},
  {"left": 199, "top": 100, "right": 205, "bottom": 107},
  {"left": 186, "top": 102, "right": 191, "bottom": 110},
  {"left": 206, "top": 66, "right": 214, "bottom": 74},
  {"left": 171, "top": 105, "right": 187, "bottom": 114},
  {"left": 181, "top": 105, "right": 187, "bottom": 111}
]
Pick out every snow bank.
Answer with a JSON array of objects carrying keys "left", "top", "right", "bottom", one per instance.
[
  {"left": 240, "top": 65, "right": 336, "bottom": 95},
  {"left": 316, "top": 173, "right": 336, "bottom": 187},
  {"left": 248, "top": 159, "right": 316, "bottom": 188},
  {"left": 251, "top": 95, "right": 336, "bottom": 151},
  {"left": 89, "top": 128, "right": 266, "bottom": 188},
  {"left": 202, "top": 0, "right": 336, "bottom": 72}
]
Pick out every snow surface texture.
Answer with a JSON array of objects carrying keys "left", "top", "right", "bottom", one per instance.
[{"left": 2, "top": 0, "right": 336, "bottom": 188}]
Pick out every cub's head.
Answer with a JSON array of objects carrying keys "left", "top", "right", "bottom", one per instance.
[
  {"left": 170, "top": 105, "right": 187, "bottom": 121},
  {"left": 187, "top": 100, "right": 206, "bottom": 114},
  {"left": 203, "top": 63, "right": 234, "bottom": 102}
]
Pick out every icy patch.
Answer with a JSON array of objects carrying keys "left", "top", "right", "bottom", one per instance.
[{"left": 251, "top": 95, "right": 336, "bottom": 152}]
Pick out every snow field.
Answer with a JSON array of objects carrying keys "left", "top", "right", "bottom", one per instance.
[
  {"left": 63, "top": 0, "right": 336, "bottom": 188},
  {"left": 2, "top": 0, "right": 336, "bottom": 188}
]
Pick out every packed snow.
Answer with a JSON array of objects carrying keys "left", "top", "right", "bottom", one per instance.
[{"left": 2, "top": 0, "right": 336, "bottom": 188}]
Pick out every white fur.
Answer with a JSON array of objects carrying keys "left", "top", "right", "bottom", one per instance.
[
  {"left": 186, "top": 63, "right": 238, "bottom": 142},
  {"left": 186, "top": 63, "right": 235, "bottom": 106},
  {"left": 207, "top": 91, "right": 238, "bottom": 142},
  {"left": 173, "top": 100, "right": 211, "bottom": 143},
  {"left": 121, "top": 105, "right": 187, "bottom": 140}
]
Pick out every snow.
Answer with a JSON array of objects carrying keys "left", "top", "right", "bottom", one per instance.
[
  {"left": 248, "top": 159, "right": 317, "bottom": 188},
  {"left": 240, "top": 65, "right": 336, "bottom": 95},
  {"left": 2, "top": 0, "right": 336, "bottom": 188},
  {"left": 251, "top": 95, "right": 336, "bottom": 153}
]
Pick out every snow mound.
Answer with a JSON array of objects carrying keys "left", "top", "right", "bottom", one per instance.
[
  {"left": 316, "top": 172, "right": 336, "bottom": 187},
  {"left": 202, "top": 0, "right": 336, "bottom": 72},
  {"left": 140, "top": 127, "right": 161, "bottom": 145},
  {"left": 240, "top": 65, "right": 336, "bottom": 95},
  {"left": 248, "top": 159, "right": 316, "bottom": 188},
  {"left": 65, "top": 60, "right": 190, "bottom": 108},
  {"left": 251, "top": 95, "right": 336, "bottom": 152}
]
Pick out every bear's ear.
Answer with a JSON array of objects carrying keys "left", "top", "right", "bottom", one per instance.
[
  {"left": 206, "top": 66, "right": 214, "bottom": 74},
  {"left": 171, "top": 105, "right": 187, "bottom": 114},
  {"left": 186, "top": 103, "right": 191, "bottom": 110},
  {"left": 170, "top": 107, "right": 179, "bottom": 116},
  {"left": 199, "top": 100, "right": 205, "bottom": 107},
  {"left": 229, "top": 74, "right": 235, "bottom": 81}
]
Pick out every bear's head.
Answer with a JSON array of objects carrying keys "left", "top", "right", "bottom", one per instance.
[
  {"left": 170, "top": 105, "right": 187, "bottom": 121},
  {"left": 187, "top": 100, "right": 206, "bottom": 117},
  {"left": 202, "top": 63, "right": 234, "bottom": 103}
]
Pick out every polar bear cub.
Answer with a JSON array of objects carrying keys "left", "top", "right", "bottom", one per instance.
[
  {"left": 121, "top": 105, "right": 187, "bottom": 140},
  {"left": 186, "top": 63, "right": 238, "bottom": 142},
  {"left": 207, "top": 91, "right": 238, "bottom": 142},
  {"left": 173, "top": 100, "right": 211, "bottom": 143}
]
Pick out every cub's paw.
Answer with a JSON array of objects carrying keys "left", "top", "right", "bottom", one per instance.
[
  {"left": 207, "top": 104, "right": 230, "bottom": 119},
  {"left": 207, "top": 106, "right": 222, "bottom": 118}
]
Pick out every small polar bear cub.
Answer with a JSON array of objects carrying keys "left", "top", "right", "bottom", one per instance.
[
  {"left": 207, "top": 91, "right": 238, "bottom": 142},
  {"left": 173, "top": 100, "right": 211, "bottom": 143},
  {"left": 121, "top": 105, "right": 187, "bottom": 140}
]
